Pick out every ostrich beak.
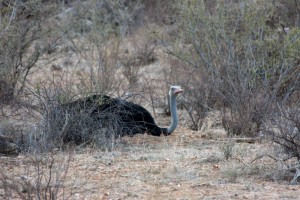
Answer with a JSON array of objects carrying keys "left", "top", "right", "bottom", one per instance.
[{"left": 175, "top": 88, "right": 183, "bottom": 94}]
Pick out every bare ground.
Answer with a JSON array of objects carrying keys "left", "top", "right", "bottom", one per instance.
[{"left": 1, "top": 123, "right": 300, "bottom": 200}]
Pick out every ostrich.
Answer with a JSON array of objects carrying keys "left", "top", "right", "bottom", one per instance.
[{"left": 48, "top": 86, "right": 183, "bottom": 144}]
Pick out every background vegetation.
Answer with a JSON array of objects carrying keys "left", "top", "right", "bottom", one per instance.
[
  {"left": 164, "top": 0, "right": 300, "bottom": 152},
  {"left": 0, "top": 0, "right": 299, "bottom": 198}
]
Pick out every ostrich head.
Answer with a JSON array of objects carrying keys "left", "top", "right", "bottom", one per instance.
[{"left": 169, "top": 85, "right": 183, "bottom": 97}]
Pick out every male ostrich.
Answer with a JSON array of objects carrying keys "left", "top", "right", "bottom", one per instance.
[{"left": 49, "top": 86, "right": 183, "bottom": 144}]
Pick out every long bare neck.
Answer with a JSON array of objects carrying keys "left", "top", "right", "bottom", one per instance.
[{"left": 166, "top": 94, "right": 178, "bottom": 134}]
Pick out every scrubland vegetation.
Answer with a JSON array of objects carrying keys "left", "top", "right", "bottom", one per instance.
[{"left": 0, "top": 0, "right": 299, "bottom": 199}]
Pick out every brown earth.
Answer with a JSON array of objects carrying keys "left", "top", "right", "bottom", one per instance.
[{"left": 1, "top": 123, "right": 300, "bottom": 199}]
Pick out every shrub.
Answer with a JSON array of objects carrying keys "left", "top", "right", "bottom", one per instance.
[
  {"left": 0, "top": 152, "right": 72, "bottom": 199},
  {"left": 165, "top": 0, "right": 300, "bottom": 136},
  {"left": 0, "top": 0, "right": 57, "bottom": 105},
  {"left": 270, "top": 103, "right": 300, "bottom": 161}
]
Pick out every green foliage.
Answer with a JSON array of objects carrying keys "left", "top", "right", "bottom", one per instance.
[{"left": 284, "top": 28, "right": 300, "bottom": 62}]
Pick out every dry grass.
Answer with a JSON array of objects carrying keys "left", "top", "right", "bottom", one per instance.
[{"left": 1, "top": 125, "right": 300, "bottom": 199}]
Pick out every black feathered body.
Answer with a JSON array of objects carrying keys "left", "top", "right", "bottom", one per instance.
[{"left": 48, "top": 95, "right": 163, "bottom": 144}]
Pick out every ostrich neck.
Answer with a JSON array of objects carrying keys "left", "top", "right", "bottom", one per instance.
[{"left": 166, "top": 95, "right": 178, "bottom": 134}]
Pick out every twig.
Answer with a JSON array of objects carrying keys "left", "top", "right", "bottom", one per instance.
[{"left": 250, "top": 154, "right": 292, "bottom": 164}]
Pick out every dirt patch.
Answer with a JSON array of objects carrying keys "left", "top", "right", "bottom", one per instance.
[{"left": 1, "top": 126, "right": 300, "bottom": 199}]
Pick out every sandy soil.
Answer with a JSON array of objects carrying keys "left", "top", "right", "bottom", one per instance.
[{"left": 1, "top": 124, "right": 300, "bottom": 200}]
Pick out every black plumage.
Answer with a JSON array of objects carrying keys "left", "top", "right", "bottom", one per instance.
[
  {"left": 47, "top": 85, "right": 183, "bottom": 145},
  {"left": 48, "top": 95, "right": 166, "bottom": 144}
]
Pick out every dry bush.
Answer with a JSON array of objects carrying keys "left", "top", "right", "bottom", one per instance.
[
  {"left": 181, "top": 84, "right": 209, "bottom": 131},
  {"left": 275, "top": 0, "right": 300, "bottom": 27},
  {"left": 269, "top": 103, "right": 300, "bottom": 161},
  {"left": 0, "top": 0, "right": 59, "bottom": 105},
  {"left": 59, "top": 0, "right": 144, "bottom": 94},
  {"left": 0, "top": 153, "right": 73, "bottom": 199},
  {"left": 70, "top": 37, "right": 122, "bottom": 94},
  {"left": 219, "top": 142, "right": 235, "bottom": 161},
  {"left": 141, "top": 0, "right": 176, "bottom": 25},
  {"left": 122, "top": 38, "right": 156, "bottom": 88},
  {"left": 176, "top": 79, "right": 210, "bottom": 131},
  {"left": 219, "top": 141, "right": 299, "bottom": 184},
  {"left": 165, "top": 0, "right": 300, "bottom": 136}
]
